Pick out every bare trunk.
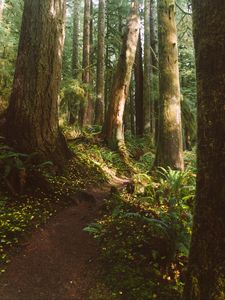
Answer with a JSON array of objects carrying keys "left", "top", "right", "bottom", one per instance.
[
  {"left": 0, "top": 0, "right": 4, "bottom": 19},
  {"left": 143, "top": 0, "right": 151, "bottom": 132},
  {"left": 95, "top": 0, "right": 105, "bottom": 125},
  {"left": 183, "top": 1, "right": 225, "bottom": 298},
  {"left": 85, "top": 0, "right": 94, "bottom": 124},
  {"left": 6, "top": 0, "right": 70, "bottom": 166},
  {"left": 134, "top": 33, "right": 144, "bottom": 136},
  {"left": 105, "top": 0, "right": 140, "bottom": 153},
  {"left": 150, "top": 0, "right": 159, "bottom": 144},
  {"left": 154, "top": 0, "right": 184, "bottom": 170},
  {"left": 72, "top": 0, "right": 80, "bottom": 78},
  {"left": 80, "top": 0, "right": 91, "bottom": 127}
]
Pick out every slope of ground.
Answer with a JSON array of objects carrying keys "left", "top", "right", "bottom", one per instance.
[{"left": 0, "top": 185, "right": 112, "bottom": 300}]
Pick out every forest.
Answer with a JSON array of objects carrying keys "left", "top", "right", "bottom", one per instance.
[{"left": 0, "top": 0, "right": 224, "bottom": 299}]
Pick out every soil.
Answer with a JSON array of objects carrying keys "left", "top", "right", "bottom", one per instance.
[{"left": 0, "top": 179, "right": 128, "bottom": 300}]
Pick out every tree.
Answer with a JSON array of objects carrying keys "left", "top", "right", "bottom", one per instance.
[
  {"left": 134, "top": 32, "right": 144, "bottom": 136},
  {"left": 143, "top": 0, "right": 151, "bottom": 132},
  {"left": 183, "top": 1, "right": 225, "bottom": 298},
  {"left": 72, "top": 0, "right": 80, "bottom": 78},
  {"left": 0, "top": 0, "right": 4, "bottom": 19},
  {"left": 150, "top": 0, "right": 158, "bottom": 143},
  {"left": 79, "top": 0, "right": 91, "bottom": 127},
  {"left": 67, "top": 0, "right": 81, "bottom": 125},
  {"left": 105, "top": 0, "right": 140, "bottom": 153},
  {"left": 5, "top": 0, "right": 70, "bottom": 165},
  {"left": 95, "top": 0, "right": 105, "bottom": 125},
  {"left": 154, "top": 0, "right": 184, "bottom": 170}
]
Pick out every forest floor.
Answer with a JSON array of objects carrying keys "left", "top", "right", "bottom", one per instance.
[
  {"left": 0, "top": 177, "right": 129, "bottom": 300},
  {"left": 0, "top": 133, "right": 195, "bottom": 300}
]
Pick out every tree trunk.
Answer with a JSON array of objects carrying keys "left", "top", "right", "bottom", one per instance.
[
  {"left": 80, "top": 0, "right": 91, "bottom": 127},
  {"left": 5, "top": 0, "right": 70, "bottom": 166},
  {"left": 72, "top": 0, "right": 80, "bottom": 78},
  {"left": 129, "top": 81, "right": 135, "bottom": 135},
  {"left": 85, "top": 0, "right": 94, "bottom": 124},
  {"left": 0, "top": 0, "right": 4, "bottom": 19},
  {"left": 150, "top": 0, "right": 158, "bottom": 143},
  {"left": 143, "top": 0, "right": 151, "bottom": 132},
  {"left": 95, "top": 0, "right": 105, "bottom": 125},
  {"left": 134, "top": 32, "right": 144, "bottom": 136},
  {"left": 68, "top": 0, "right": 81, "bottom": 125},
  {"left": 154, "top": 0, "right": 184, "bottom": 170},
  {"left": 183, "top": 1, "right": 225, "bottom": 298},
  {"left": 105, "top": 0, "right": 140, "bottom": 153}
]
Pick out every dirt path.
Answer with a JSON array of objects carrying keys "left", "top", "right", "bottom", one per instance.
[{"left": 0, "top": 182, "right": 122, "bottom": 300}]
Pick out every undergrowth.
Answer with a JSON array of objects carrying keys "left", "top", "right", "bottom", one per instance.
[
  {"left": 80, "top": 133, "right": 196, "bottom": 299},
  {"left": 0, "top": 138, "right": 106, "bottom": 273},
  {"left": 0, "top": 129, "right": 196, "bottom": 300}
]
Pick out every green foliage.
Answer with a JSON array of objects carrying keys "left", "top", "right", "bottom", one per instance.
[
  {"left": 0, "top": 0, "right": 23, "bottom": 104},
  {"left": 85, "top": 152, "right": 196, "bottom": 299}
]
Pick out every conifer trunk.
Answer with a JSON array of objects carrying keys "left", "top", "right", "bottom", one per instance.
[
  {"left": 150, "top": 0, "right": 159, "bottom": 144},
  {"left": 143, "top": 0, "right": 151, "bottom": 132},
  {"left": 0, "top": 0, "right": 4, "bottom": 19},
  {"left": 134, "top": 33, "right": 144, "bottom": 136},
  {"left": 154, "top": 0, "right": 184, "bottom": 170},
  {"left": 72, "top": 0, "right": 80, "bottom": 78},
  {"left": 105, "top": 0, "right": 140, "bottom": 152},
  {"left": 6, "top": 0, "right": 70, "bottom": 165},
  {"left": 183, "top": 1, "right": 225, "bottom": 298},
  {"left": 95, "top": 0, "right": 105, "bottom": 125},
  {"left": 80, "top": 0, "right": 91, "bottom": 127}
]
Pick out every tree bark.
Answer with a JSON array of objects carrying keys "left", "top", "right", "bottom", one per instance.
[
  {"left": 5, "top": 0, "right": 70, "bottom": 166},
  {"left": 143, "top": 0, "right": 151, "bottom": 132},
  {"left": 150, "top": 0, "right": 158, "bottom": 143},
  {"left": 72, "top": 0, "right": 80, "bottom": 78},
  {"left": 183, "top": 1, "right": 225, "bottom": 298},
  {"left": 79, "top": 0, "right": 91, "bottom": 127},
  {"left": 154, "top": 0, "right": 184, "bottom": 170},
  {"left": 0, "top": 0, "right": 4, "bottom": 19},
  {"left": 95, "top": 0, "right": 105, "bottom": 125},
  {"left": 134, "top": 32, "right": 144, "bottom": 136},
  {"left": 105, "top": 0, "right": 140, "bottom": 153}
]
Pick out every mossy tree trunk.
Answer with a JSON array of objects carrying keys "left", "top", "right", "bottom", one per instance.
[
  {"left": 134, "top": 32, "right": 144, "bottom": 136},
  {"left": 6, "top": 0, "right": 70, "bottom": 165},
  {"left": 105, "top": 0, "right": 140, "bottom": 154},
  {"left": 154, "top": 0, "right": 184, "bottom": 170},
  {"left": 143, "top": 0, "right": 151, "bottom": 133},
  {"left": 183, "top": 1, "right": 225, "bottom": 298},
  {"left": 95, "top": 0, "right": 105, "bottom": 126}
]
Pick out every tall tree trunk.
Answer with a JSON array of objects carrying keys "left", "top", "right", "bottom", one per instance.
[
  {"left": 105, "top": 0, "right": 140, "bottom": 153},
  {"left": 143, "top": 0, "right": 151, "bottom": 132},
  {"left": 72, "top": 0, "right": 80, "bottom": 78},
  {"left": 5, "top": 0, "right": 70, "bottom": 165},
  {"left": 68, "top": 0, "right": 81, "bottom": 125},
  {"left": 104, "top": 5, "right": 110, "bottom": 122},
  {"left": 150, "top": 0, "right": 159, "bottom": 145},
  {"left": 95, "top": 0, "right": 105, "bottom": 125},
  {"left": 134, "top": 33, "right": 144, "bottom": 136},
  {"left": 183, "top": 1, "right": 225, "bottom": 298},
  {"left": 129, "top": 80, "right": 135, "bottom": 136},
  {"left": 85, "top": 0, "right": 94, "bottom": 124},
  {"left": 154, "top": 0, "right": 184, "bottom": 170},
  {"left": 0, "top": 0, "right": 4, "bottom": 19},
  {"left": 80, "top": 0, "right": 91, "bottom": 127}
]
